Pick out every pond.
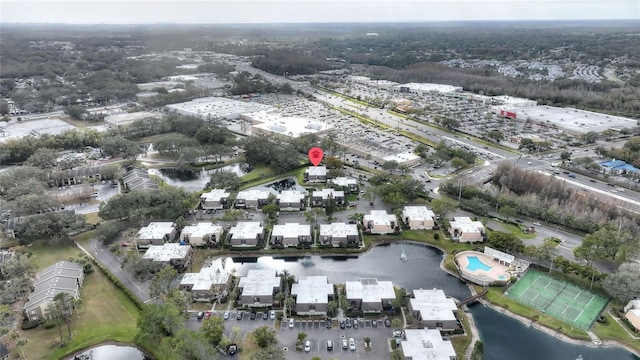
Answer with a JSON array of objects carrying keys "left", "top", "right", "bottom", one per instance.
[
  {"left": 149, "top": 163, "right": 250, "bottom": 192},
  {"left": 211, "top": 242, "right": 638, "bottom": 359},
  {"left": 65, "top": 344, "right": 151, "bottom": 360},
  {"left": 250, "top": 176, "right": 308, "bottom": 196}
]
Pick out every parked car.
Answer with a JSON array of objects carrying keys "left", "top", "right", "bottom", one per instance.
[
  {"left": 327, "top": 340, "right": 333, "bottom": 351},
  {"left": 339, "top": 320, "right": 345, "bottom": 329},
  {"left": 223, "top": 312, "right": 230, "bottom": 320},
  {"left": 345, "top": 318, "right": 352, "bottom": 328},
  {"left": 349, "top": 338, "right": 356, "bottom": 351},
  {"left": 227, "top": 344, "right": 237, "bottom": 356},
  {"left": 204, "top": 311, "right": 211, "bottom": 320},
  {"left": 342, "top": 339, "right": 348, "bottom": 350},
  {"left": 270, "top": 310, "right": 276, "bottom": 320},
  {"left": 250, "top": 311, "right": 257, "bottom": 320},
  {"left": 262, "top": 312, "right": 269, "bottom": 320},
  {"left": 236, "top": 312, "right": 243, "bottom": 320},
  {"left": 288, "top": 318, "right": 294, "bottom": 328},
  {"left": 384, "top": 319, "right": 391, "bottom": 327},
  {"left": 372, "top": 320, "right": 378, "bottom": 327},
  {"left": 326, "top": 318, "right": 332, "bottom": 329},
  {"left": 353, "top": 318, "right": 358, "bottom": 329},
  {"left": 393, "top": 330, "right": 404, "bottom": 338},
  {"left": 304, "top": 340, "right": 311, "bottom": 352},
  {"left": 197, "top": 311, "right": 204, "bottom": 320}
]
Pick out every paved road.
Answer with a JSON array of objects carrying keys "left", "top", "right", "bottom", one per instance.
[{"left": 88, "top": 237, "right": 152, "bottom": 302}]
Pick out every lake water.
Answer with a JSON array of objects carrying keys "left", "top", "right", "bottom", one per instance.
[
  {"left": 212, "top": 242, "right": 638, "bottom": 360},
  {"left": 149, "top": 163, "right": 250, "bottom": 192},
  {"left": 65, "top": 344, "right": 150, "bottom": 360}
]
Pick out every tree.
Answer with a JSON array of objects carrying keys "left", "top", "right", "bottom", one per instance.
[
  {"left": 485, "top": 130, "right": 504, "bottom": 143},
  {"left": 100, "top": 136, "right": 142, "bottom": 160},
  {"left": 201, "top": 316, "right": 225, "bottom": 346},
  {"left": 172, "top": 328, "right": 217, "bottom": 360},
  {"left": 430, "top": 198, "right": 455, "bottom": 221},
  {"left": 45, "top": 292, "right": 76, "bottom": 342},
  {"left": 450, "top": 157, "right": 468, "bottom": 170},
  {"left": 581, "top": 131, "right": 598, "bottom": 144},
  {"left": 560, "top": 150, "right": 571, "bottom": 163},
  {"left": 150, "top": 265, "right": 178, "bottom": 300},
  {"left": 66, "top": 105, "right": 88, "bottom": 120},
  {"left": 262, "top": 203, "right": 279, "bottom": 220},
  {"left": 207, "top": 171, "right": 241, "bottom": 190},
  {"left": 327, "top": 301, "right": 338, "bottom": 317},
  {"left": 440, "top": 118, "right": 460, "bottom": 130},
  {"left": 382, "top": 160, "right": 399, "bottom": 174},
  {"left": 471, "top": 340, "right": 485, "bottom": 360},
  {"left": 602, "top": 262, "right": 640, "bottom": 303},
  {"left": 95, "top": 220, "right": 122, "bottom": 245},
  {"left": 1, "top": 252, "right": 33, "bottom": 278},
  {"left": 26, "top": 148, "right": 59, "bottom": 169},
  {"left": 498, "top": 205, "right": 517, "bottom": 222},
  {"left": 135, "top": 302, "right": 183, "bottom": 343},
  {"left": 123, "top": 251, "right": 157, "bottom": 281},
  {"left": 573, "top": 224, "right": 633, "bottom": 264},
  {"left": 252, "top": 326, "right": 277, "bottom": 348},
  {"left": 488, "top": 231, "right": 524, "bottom": 253}
]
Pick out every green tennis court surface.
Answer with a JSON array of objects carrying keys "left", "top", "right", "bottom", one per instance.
[{"left": 505, "top": 269, "right": 608, "bottom": 330}]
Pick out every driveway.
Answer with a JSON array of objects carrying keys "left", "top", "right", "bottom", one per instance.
[{"left": 87, "top": 237, "right": 152, "bottom": 302}]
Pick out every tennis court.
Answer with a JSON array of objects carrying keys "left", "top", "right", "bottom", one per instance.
[{"left": 505, "top": 269, "right": 608, "bottom": 330}]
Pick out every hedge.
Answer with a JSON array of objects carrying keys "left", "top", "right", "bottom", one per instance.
[{"left": 87, "top": 256, "right": 144, "bottom": 310}]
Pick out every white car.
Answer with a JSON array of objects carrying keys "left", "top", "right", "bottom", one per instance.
[
  {"left": 270, "top": 310, "right": 276, "bottom": 320},
  {"left": 349, "top": 338, "right": 356, "bottom": 351},
  {"left": 288, "top": 318, "right": 294, "bottom": 328},
  {"left": 304, "top": 340, "right": 311, "bottom": 352}
]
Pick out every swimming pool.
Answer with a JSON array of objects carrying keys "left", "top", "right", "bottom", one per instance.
[{"left": 466, "top": 256, "right": 493, "bottom": 272}]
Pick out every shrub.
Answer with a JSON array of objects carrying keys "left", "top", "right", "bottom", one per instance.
[
  {"left": 43, "top": 320, "right": 57, "bottom": 329},
  {"left": 433, "top": 233, "right": 440, "bottom": 240},
  {"left": 21, "top": 320, "right": 40, "bottom": 330}
]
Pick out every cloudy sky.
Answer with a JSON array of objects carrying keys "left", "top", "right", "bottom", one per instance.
[{"left": 2, "top": 0, "right": 639, "bottom": 24}]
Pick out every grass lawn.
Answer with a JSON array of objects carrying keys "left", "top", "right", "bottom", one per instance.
[
  {"left": 239, "top": 166, "right": 307, "bottom": 190},
  {"left": 592, "top": 306, "right": 640, "bottom": 353},
  {"left": 481, "top": 286, "right": 590, "bottom": 340},
  {"left": 450, "top": 310, "right": 473, "bottom": 359},
  {"left": 21, "top": 246, "right": 139, "bottom": 360},
  {"left": 501, "top": 223, "right": 537, "bottom": 239},
  {"left": 239, "top": 331, "right": 261, "bottom": 360},
  {"left": 240, "top": 164, "right": 276, "bottom": 183},
  {"left": 84, "top": 212, "right": 101, "bottom": 226}
]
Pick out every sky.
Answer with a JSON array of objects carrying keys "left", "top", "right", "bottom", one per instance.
[{"left": 1, "top": 0, "right": 639, "bottom": 24}]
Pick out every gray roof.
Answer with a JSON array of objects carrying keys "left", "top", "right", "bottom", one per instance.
[
  {"left": 123, "top": 168, "right": 158, "bottom": 190},
  {"left": 24, "top": 261, "right": 83, "bottom": 312}
]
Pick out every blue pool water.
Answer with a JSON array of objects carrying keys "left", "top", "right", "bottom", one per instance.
[{"left": 467, "top": 256, "right": 493, "bottom": 272}]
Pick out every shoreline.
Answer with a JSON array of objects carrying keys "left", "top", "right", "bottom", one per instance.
[{"left": 206, "top": 239, "right": 639, "bottom": 357}]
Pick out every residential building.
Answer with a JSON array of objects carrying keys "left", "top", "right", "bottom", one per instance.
[
  {"left": 311, "top": 188, "right": 345, "bottom": 207},
  {"left": 363, "top": 210, "right": 398, "bottom": 234},
  {"left": 408, "top": 289, "right": 459, "bottom": 330},
  {"left": 319, "top": 223, "right": 360, "bottom": 247},
  {"left": 180, "top": 223, "right": 223, "bottom": 247},
  {"left": 234, "top": 189, "right": 270, "bottom": 209},
  {"left": 227, "top": 222, "right": 264, "bottom": 247},
  {"left": 180, "top": 266, "right": 231, "bottom": 301},
  {"left": 270, "top": 223, "right": 312, "bottom": 247},
  {"left": 200, "top": 189, "right": 231, "bottom": 210},
  {"left": 123, "top": 168, "right": 158, "bottom": 191},
  {"left": 345, "top": 278, "right": 395, "bottom": 313},
  {"left": 137, "top": 222, "right": 176, "bottom": 249},
  {"left": 142, "top": 243, "right": 192, "bottom": 269},
  {"left": 402, "top": 206, "right": 436, "bottom": 230},
  {"left": 24, "top": 261, "right": 84, "bottom": 322},
  {"left": 291, "top": 276, "right": 334, "bottom": 315},
  {"left": 48, "top": 165, "right": 105, "bottom": 186},
  {"left": 624, "top": 299, "right": 640, "bottom": 331},
  {"left": 276, "top": 190, "right": 306, "bottom": 211},
  {"left": 448, "top": 217, "right": 485, "bottom": 243},
  {"left": 329, "top": 177, "right": 358, "bottom": 194},
  {"left": 401, "top": 329, "right": 457, "bottom": 360},
  {"left": 237, "top": 269, "right": 281, "bottom": 307},
  {"left": 304, "top": 166, "right": 327, "bottom": 183}
]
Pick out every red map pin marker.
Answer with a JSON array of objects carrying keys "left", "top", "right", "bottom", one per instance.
[{"left": 308, "top": 147, "right": 324, "bottom": 166}]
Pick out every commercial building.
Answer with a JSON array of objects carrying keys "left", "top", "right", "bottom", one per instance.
[
  {"left": 276, "top": 190, "right": 306, "bottom": 211},
  {"left": 408, "top": 289, "right": 459, "bottom": 330},
  {"left": 493, "top": 95, "right": 537, "bottom": 108},
  {"left": 234, "top": 189, "right": 270, "bottom": 209},
  {"left": 24, "top": 261, "right": 84, "bottom": 321},
  {"left": 137, "top": 222, "right": 176, "bottom": 249},
  {"left": 291, "top": 276, "right": 335, "bottom": 315},
  {"left": 402, "top": 206, "right": 436, "bottom": 230},
  {"left": 180, "top": 223, "right": 223, "bottom": 247},
  {"left": 142, "top": 243, "right": 191, "bottom": 269},
  {"left": 392, "top": 82, "right": 463, "bottom": 96},
  {"left": 180, "top": 266, "right": 231, "bottom": 301},
  {"left": 401, "top": 329, "right": 457, "bottom": 360},
  {"left": 382, "top": 152, "right": 422, "bottom": 167},
  {"left": 227, "top": 222, "right": 264, "bottom": 247},
  {"left": 448, "top": 217, "right": 485, "bottom": 243},
  {"left": 304, "top": 166, "right": 327, "bottom": 183},
  {"left": 311, "top": 188, "right": 345, "bottom": 207},
  {"left": 624, "top": 299, "right": 640, "bottom": 331},
  {"left": 599, "top": 159, "right": 639, "bottom": 175},
  {"left": 345, "top": 278, "right": 395, "bottom": 313},
  {"left": 329, "top": 177, "right": 358, "bottom": 194},
  {"left": 248, "top": 112, "right": 333, "bottom": 139},
  {"left": 237, "top": 269, "right": 281, "bottom": 307},
  {"left": 104, "top": 111, "right": 162, "bottom": 127},
  {"left": 318, "top": 223, "right": 360, "bottom": 247},
  {"left": 270, "top": 223, "right": 312, "bottom": 247},
  {"left": 363, "top": 210, "right": 398, "bottom": 234},
  {"left": 165, "top": 97, "right": 273, "bottom": 121},
  {"left": 200, "top": 188, "right": 231, "bottom": 210}
]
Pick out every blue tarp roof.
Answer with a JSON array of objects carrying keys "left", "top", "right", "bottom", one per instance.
[
  {"left": 617, "top": 164, "right": 640, "bottom": 173},
  {"left": 600, "top": 160, "right": 626, "bottom": 167}
]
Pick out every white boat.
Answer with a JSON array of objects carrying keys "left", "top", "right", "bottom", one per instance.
[
  {"left": 400, "top": 250, "right": 407, "bottom": 261},
  {"left": 576, "top": 355, "right": 583, "bottom": 360}
]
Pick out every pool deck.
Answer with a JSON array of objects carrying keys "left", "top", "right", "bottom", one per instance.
[{"left": 456, "top": 251, "right": 510, "bottom": 285}]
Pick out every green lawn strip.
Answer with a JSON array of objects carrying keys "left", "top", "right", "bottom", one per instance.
[
  {"left": 133, "top": 132, "right": 181, "bottom": 144},
  {"left": 450, "top": 310, "right": 473, "bottom": 359},
  {"left": 239, "top": 166, "right": 307, "bottom": 190},
  {"left": 240, "top": 164, "right": 276, "bottom": 183},
  {"left": 592, "top": 306, "right": 640, "bottom": 353},
  {"left": 500, "top": 223, "right": 537, "bottom": 239},
  {"left": 481, "top": 286, "right": 590, "bottom": 340},
  {"left": 312, "top": 85, "right": 372, "bottom": 107}
]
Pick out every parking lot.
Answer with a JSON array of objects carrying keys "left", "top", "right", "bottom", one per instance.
[{"left": 185, "top": 311, "right": 396, "bottom": 359}]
